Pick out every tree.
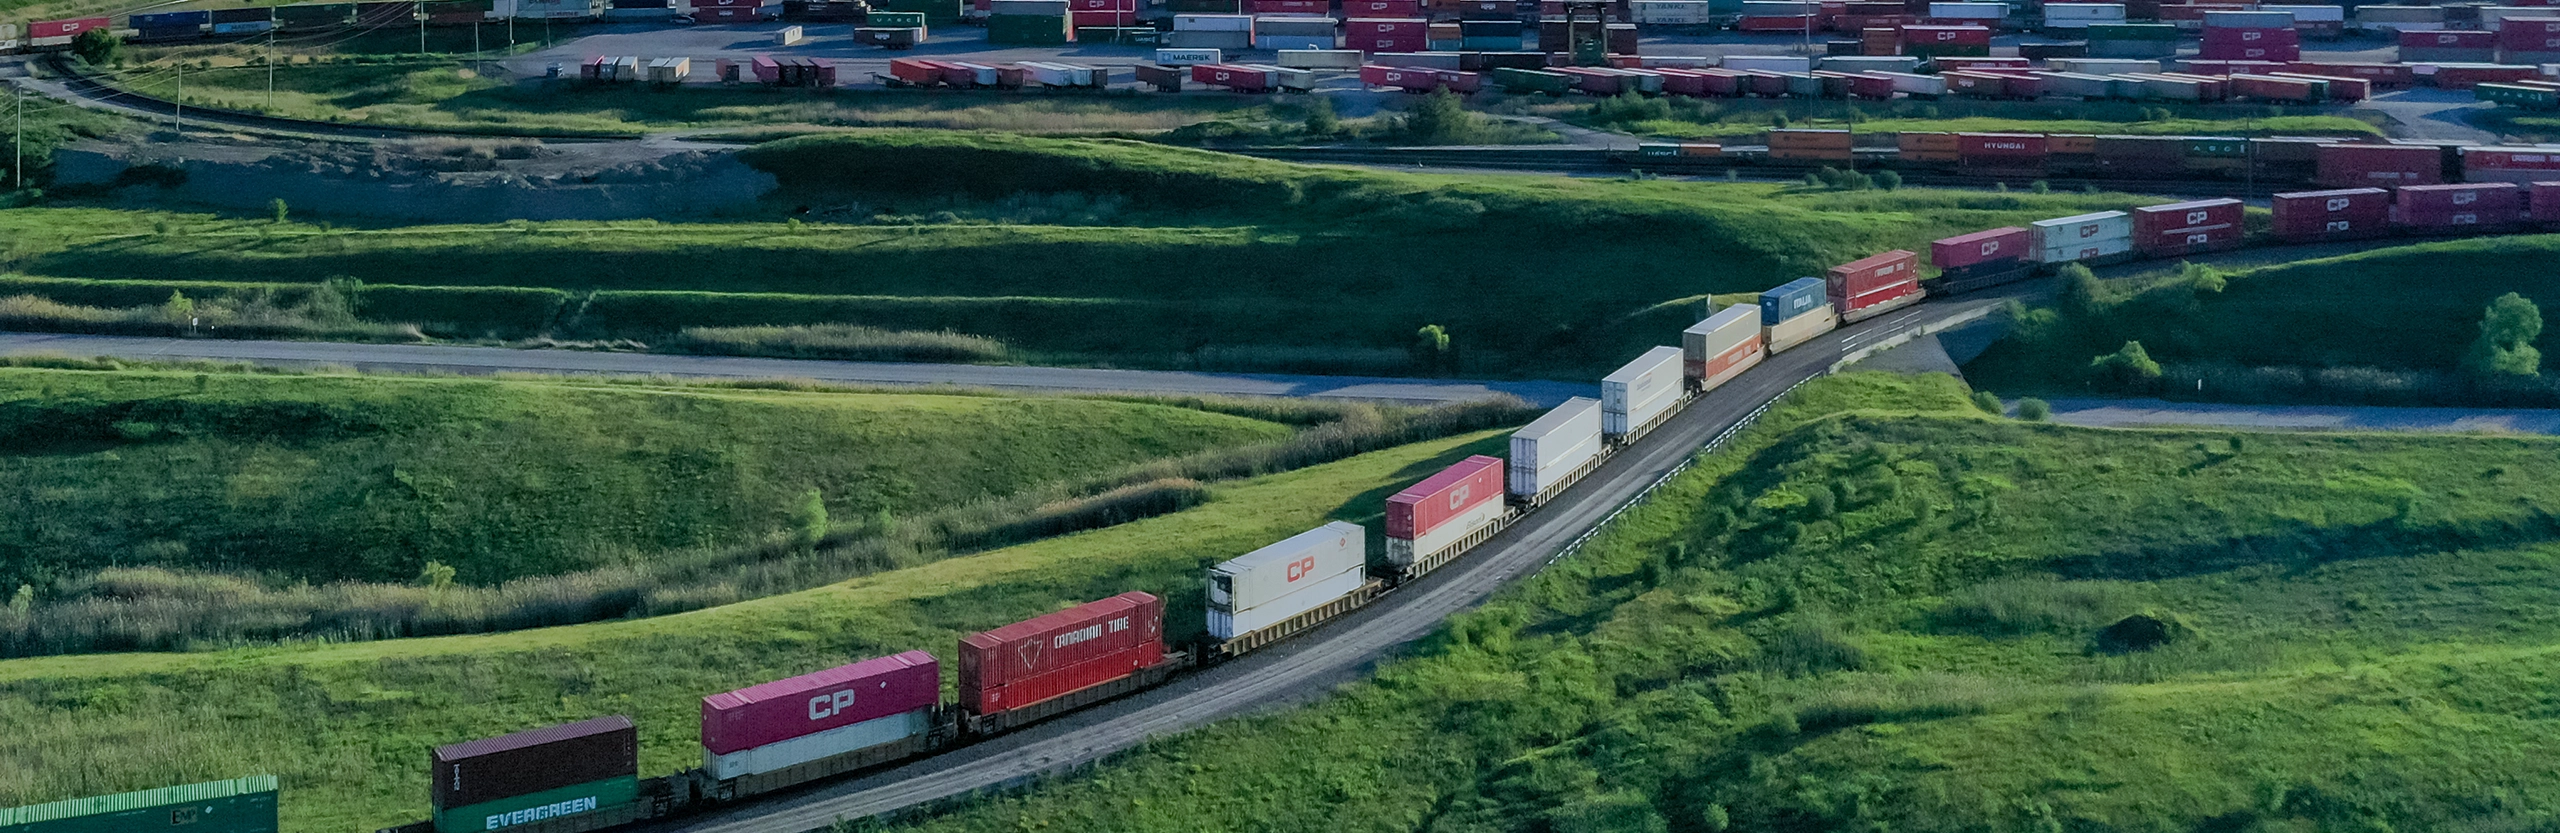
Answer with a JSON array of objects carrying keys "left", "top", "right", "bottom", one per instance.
[
  {"left": 2092, "top": 340, "right": 2163, "bottom": 389},
  {"left": 71, "top": 29, "right": 120, "bottom": 66},
  {"left": 2056, "top": 264, "right": 2102, "bottom": 319},
  {"left": 2464, "top": 292, "right": 2543, "bottom": 380},
  {"left": 790, "top": 488, "right": 829, "bottom": 551},
  {"left": 1413, "top": 324, "right": 1452, "bottom": 375},
  {"left": 2016, "top": 397, "right": 2052, "bottom": 421},
  {"left": 1398, "top": 88, "right": 1478, "bottom": 145},
  {"left": 416, "top": 560, "right": 456, "bottom": 591},
  {"left": 162, "top": 290, "right": 194, "bottom": 323},
  {"left": 270, "top": 197, "right": 290, "bottom": 224},
  {"left": 7, "top": 583, "right": 31, "bottom": 614},
  {"left": 1873, "top": 169, "right": 1902, "bottom": 191},
  {"left": 1301, "top": 97, "right": 1342, "bottom": 138}
]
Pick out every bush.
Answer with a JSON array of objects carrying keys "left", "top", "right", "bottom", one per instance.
[
  {"left": 2464, "top": 292, "right": 2543, "bottom": 380},
  {"left": 2092, "top": 340, "right": 2164, "bottom": 389},
  {"left": 1970, "top": 390, "right": 2003, "bottom": 415},
  {"left": 1936, "top": 578, "right": 2135, "bottom": 635},
  {"left": 2014, "top": 397, "right": 2050, "bottom": 421},
  {"left": 666, "top": 323, "right": 1007, "bottom": 363}
]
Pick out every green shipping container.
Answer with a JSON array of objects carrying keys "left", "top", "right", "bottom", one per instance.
[
  {"left": 1494, "top": 66, "right": 1571, "bottom": 95},
  {"left": 0, "top": 776, "right": 278, "bottom": 833},
  {"left": 1638, "top": 143, "right": 1683, "bottom": 157},
  {"left": 432, "top": 777, "right": 636, "bottom": 833},
  {"left": 1164, "top": 0, "right": 1240, "bottom": 12},
  {"left": 1462, "top": 35, "right": 1521, "bottom": 49},
  {"left": 2184, "top": 136, "right": 2246, "bottom": 157},
  {"left": 986, "top": 12, "right": 1069, "bottom": 43},
  {"left": 2478, "top": 83, "right": 2560, "bottom": 109},
  {"left": 867, "top": 10, "right": 926, "bottom": 26},
  {"left": 2084, "top": 23, "right": 2177, "bottom": 40},
  {"left": 881, "top": 0, "right": 962, "bottom": 23},
  {"left": 1907, "top": 43, "right": 1990, "bottom": 57}
]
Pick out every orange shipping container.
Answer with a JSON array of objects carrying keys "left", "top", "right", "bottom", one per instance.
[
  {"left": 2047, "top": 133, "right": 2096, "bottom": 155},
  {"left": 1768, "top": 128, "right": 1855, "bottom": 149},
  {"left": 1898, "top": 132, "right": 1959, "bottom": 162},
  {"left": 1771, "top": 146, "right": 1857, "bottom": 161}
]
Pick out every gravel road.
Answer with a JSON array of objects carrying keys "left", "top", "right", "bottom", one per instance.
[{"left": 2045, "top": 397, "right": 2560, "bottom": 435}]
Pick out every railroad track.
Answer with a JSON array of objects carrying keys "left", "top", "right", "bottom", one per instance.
[{"left": 26, "top": 53, "right": 641, "bottom": 141}]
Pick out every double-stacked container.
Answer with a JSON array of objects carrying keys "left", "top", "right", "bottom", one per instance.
[
  {"left": 1207, "top": 524, "right": 1366, "bottom": 640},
  {"left": 1508, "top": 397, "right": 1604, "bottom": 504},
  {"left": 2535, "top": 182, "right": 2560, "bottom": 226},
  {"left": 2085, "top": 23, "right": 2177, "bottom": 58},
  {"left": 1601, "top": 347, "right": 1686, "bottom": 440},
  {"left": 1761, "top": 277, "right": 1839, "bottom": 354},
  {"left": 1682, "top": 305, "right": 1765, "bottom": 394},
  {"left": 700, "top": 652, "right": 941, "bottom": 788},
  {"left": 1169, "top": 13, "right": 1254, "bottom": 48},
  {"left": 1825, "top": 250, "right": 1923, "bottom": 323},
  {"left": 1902, "top": 24, "right": 1991, "bottom": 57},
  {"left": 1347, "top": 17, "right": 1428, "bottom": 51},
  {"left": 2497, "top": 16, "right": 2560, "bottom": 63},
  {"left": 2043, "top": 3, "right": 2125, "bottom": 29},
  {"left": 2269, "top": 188, "right": 2390, "bottom": 242},
  {"left": 2395, "top": 182, "right": 2524, "bottom": 230},
  {"left": 2401, "top": 29, "right": 2492, "bottom": 62},
  {"left": 2315, "top": 143, "right": 2443, "bottom": 188},
  {"left": 1256, "top": 15, "right": 1338, "bottom": 49},
  {"left": 1927, "top": 226, "right": 2033, "bottom": 295},
  {"left": 131, "top": 10, "right": 211, "bottom": 41},
  {"left": 2029, "top": 210, "right": 2133, "bottom": 265},
  {"left": 1767, "top": 128, "right": 1854, "bottom": 162},
  {"left": 431, "top": 717, "right": 639, "bottom": 833},
  {"left": 2130, "top": 198, "right": 2243, "bottom": 257},
  {"left": 2465, "top": 146, "right": 2560, "bottom": 185},
  {"left": 1385, "top": 455, "right": 1507, "bottom": 576},
  {"left": 961, "top": 592, "right": 1166, "bottom": 715},
  {"left": 987, "top": 0, "right": 1072, "bottom": 41},
  {"left": 2201, "top": 9, "right": 2298, "bottom": 61},
  {"left": 2365, "top": 5, "right": 2448, "bottom": 35}
]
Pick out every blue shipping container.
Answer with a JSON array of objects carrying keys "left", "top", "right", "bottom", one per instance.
[
  {"left": 132, "top": 10, "right": 212, "bottom": 26},
  {"left": 1758, "top": 277, "right": 1828, "bottom": 325}
]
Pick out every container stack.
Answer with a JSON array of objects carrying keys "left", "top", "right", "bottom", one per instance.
[
  {"left": 2043, "top": 3, "right": 2126, "bottom": 31},
  {"left": 879, "top": 0, "right": 962, "bottom": 24},
  {"left": 1600, "top": 347, "right": 1685, "bottom": 439},
  {"left": 2028, "top": 210, "right": 2133, "bottom": 265},
  {"left": 857, "top": 11, "right": 928, "bottom": 47},
  {"left": 2269, "top": 188, "right": 2391, "bottom": 243},
  {"left": 1758, "top": 277, "right": 1839, "bottom": 353},
  {"left": 2201, "top": 9, "right": 2299, "bottom": 62},
  {"left": 1255, "top": 15, "right": 1336, "bottom": 49},
  {"left": 1926, "top": 226, "right": 2034, "bottom": 294},
  {"left": 2085, "top": 23, "right": 2177, "bottom": 58},
  {"left": 1735, "top": 0, "right": 1815, "bottom": 32},
  {"left": 700, "top": 653, "right": 940, "bottom": 785},
  {"left": 1767, "top": 128, "right": 1854, "bottom": 161},
  {"left": 1824, "top": 249, "right": 1923, "bottom": 322},
  {"left": 2130, "top": 198, "right": 2244, "bottom": 257},
  {"left": 2499, "top": 18, "right": 2560, "bottom": 65},
  {"left": 1460, "top": 18, "right": 1523, "bottom": 50},
  {"left": 1631, "top": 0, "right": 1718, "bottom": 27},
  {"left": 1169, "top": 13, "right": 1254, "bottom": 48},
  {"left": 1383, "top": 456, "right": 1506, "bottom": 572},
  {"left": 1346, "top": 16, "right": 1427, "bottom": 51},
  {"left": 1071, "top": 0, "right": 1138, "bottom": 32},
  {"left": 432, "top": 717, "right": 639, "bottom": 833},
  {"left": 2395, "top": 182, "right": 2524, "bottom": 231},
  {"left": 2459, "top": 147, "right": 2560, "bottom": 184},
  {"left": 2403, "top": 30, "right": 2495, "bottom": 63},
  {"left": 1682, "top": 305, "right": 1766, "bottom": 394},
  {"left": 1902, "top": 24, "right": 1991, "bottom": 57},
  {"left": 1206, "top": 527, "right": 1364, "bottom": 640},
  {"left": 1508, "top": 398, "right": 1603, "bottom": 503},
  {"left": 1958, "top": 132, "right": 2046, "bottom": 176},
  {"left": 2258, "top": 3, "right": 2342, "bottom": 37},
  {"left": 131, "top": 11, "right": 210, "bottom": 41},
  {"left": 2358, "top": 5, "right": 2442, "bottom": 33}
]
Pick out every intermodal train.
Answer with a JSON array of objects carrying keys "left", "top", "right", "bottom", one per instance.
[{"left": 10, "top": 183, "right": 2557, "bottom": 833}]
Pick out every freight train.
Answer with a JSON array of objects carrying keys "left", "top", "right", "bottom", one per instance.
[{"left": 11, "top": 182, "right": 2559, "bottom": 833}]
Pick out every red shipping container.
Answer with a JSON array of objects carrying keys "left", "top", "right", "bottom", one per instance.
[
  {"left": 1192, "top": 63, "right": 1280, "bottom": 90},
  {"left": 2132, "top": 198, "right": 2243, "bottom": 255},
  {"left": 1736, "top": 14, "right": 1817, "bottom": 30},
  {"left": 958, "top": 592, "right": 1165, "bottom": 714},
  {"left": 2395, "top": 182, "right": 2524, "bottom": 227},
  {"left": 2314, "top": 143, "right": 2441, "bottom": 187},
  {"left": 2286, "top": 61, "right": 2414, "bottom": 88},
  {"left": 2498, "top": 20, "right": 2560, "bottom": 51},
  {"left": 1346, "top": 17, "right": 1428, "bottom": 51},
  {"left": 1698, "top": 68, "right": 1745, "bottom": 96},
  {"left": 1343, "top": 0, "right": 1421, "bottom": 15},
  {"left": 1560, "top": 66, "right": 1628, "bottom": 95},
  {"left": 1929, "top": 56, "right": 2030, "bottom": 71},
  {"left": 1656, "top": 67, "right": 1711, "bottom": 96},
  {"left": 701, "top": 651, "right": 940, "bottom": 756},
  {"left": 30, "top": 16, "right": 109, "bottom": 38},
  {"left": 1747, "top": 70, "right": 1790, "bottom": 96},
  {"left": 2432, "top": 65, "right": 2539, "bottom": 90},
  {"left": 1959, "top": 132, "right": 2045, "bottom": 157},
  {"left": 2233, "top": 73, "right": 2318, "bottom": 100},
  {"left": 2402, "top": 30, "right": 2494, "bottom": 49},
  {"left": 888, "top": 58, "right": 939, "bottom": 85},
  {"left": 2467, "top": 147, "right": 2560, "bottom": 173},
  {"left": 1386, "top": 455, "right": 1505, "bottom": 542},
  {"left": 1071, "top": 9, "right": 1135, "bottom": 23},
  {"left": 2202, "top": 26, "right": 2298, "bottom": 46},
  {"left": 1434, "top": 69, "right": 1485, "bottom": 93},
  {"left": 1844, "top": 72, "right": 1894, "bottom": 98},
  {"left": 2270, "top": 188, "right": 2390, "bottom": 240},
  {"left": 1826, "top": 250, "right": 1921, "bottom": 314},
  {"left": 1902, "top": 24, "right": 1990, "bottom": 44},
  {"left": 1931, "top": 226, "right": 2030, "bottom": 271},
  {"left": 2534, "top": 182, "right": 2560, "bottom": 224},
  {"left": 1362, "top": 64, "right": 1441, "bottom": 90},
  {"left": 1251, "top": 0, "right": 1327, "bottom": 11},
  {"left": 1070, "top": 0, "right": 1134, "bottom": 9}
]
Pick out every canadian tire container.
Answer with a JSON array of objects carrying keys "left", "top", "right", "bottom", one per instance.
[
  {"left": 1508, "top": 397, "right": 1604, "bottom": 499},
  {"left": 1602, "top": 346, "right": 1686, "bottom": 437},
  {"left": 2394, "top": 182, "right": 2523, "bottom": 228},
  {"left": 2028, "top": 210, "right": 2132, "bottom": 262},
  {"left": 1682, "top": 305, "right": 1765, "bottom": 393},
  {"left": 2130, "top": 198, "right": 2244, "bottom": 256},
  {"left": 431, "top": 716, "right": 638, "bottom": 833},
  {"left": 960, "top": 592, "right": 1165, "bottom": 713},
  {"left": 0, "top": 776, "right": 277, "bottom": 833},
  {"left": 2463, "top": 147, "right": 2560, "bottom": 184},
  {"left": 2270, "top": 187, "right": 2390, "bottom": 241},
  {"left": 1207, "top": 522, "right": 1367, "bottom": 640},
  {"left": 700, "top": 651, "right": 940, "bottom": 779},
  {"left": 1930, "top": 226, "right": 2030, "bottom": 271},
  {"left": 2316, "top": 143, "right": 2443, "bottom": 187},
  {"left": 1824, "top": 249, "right": 1922, "bottom": 319},
  {"left": 1385, "top": 455, "right": 1506, "bottom": 566}
]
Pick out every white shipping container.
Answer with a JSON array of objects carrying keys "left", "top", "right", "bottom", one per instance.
[
  {"left": 2258, "top": 4, "right": 2343, "bottom": 22},
  {"left": 1257, "top": 35, "right": 1337, "bottom": 49},
  {"left": 2030, "top": 210, "right": 2133, "bottom": 251},
  {"left": 1372, "top": 50, "right": 1464, "bottom": 68},
  {"left": 1874, "top": 70, "right": 1947, "bottom": 95},
  {"left": 1682, "top": 305, "right": 1764, "bottom": 393},
  {"left": 1164, "top": 29, "right": 1252, "bottom": 48},
  {"left": 1255, "top": 15, "right": 1338, "bottom": 34},
  {"left": 2052, "top": 57, "right": 2159, "bottom": 73},
  {"left": 1205, "top": 521, "right": 1367, "bottom": 640},
  {"left": 1818, "top": 56, "right": 1922, "bottom": 72},
  {"left": 1508, "top": 397, "right": 1604, "bottom": 499},
  {"left": 2034, "top": 236, "right": 2134, "bottom": 264},
  {"left": 1929, "top": 2, "right": 2004, "bottom": 19},
  {"left": 1763, "top": 306, "right": 1839, "bottom": 354},
  {"left": 1723, "top": 55, "right": 1815, "bottom": 72},
  {"left": 1019, "top": 61, "right": 1105, "bottom": 86},
  {"left": 1174, "top": 13, "right": 1254, "bottom": 29},
  {"left": 648, "top": 56, "right": 691, "bottom": 83},
  {"left": 2031, "top": 71, "right": 2116, "bottom": 97},
  {"left": 2043, "top": 3, "right": 2125, "bottom": 25},
  {"left": 774, "top": 24, "right": 804, "bottom": 44},
  {"left": 1632, "top": 1, "right": 1718, "bottom": 24},
  {"left": 1154, "top": 47, "right": 1223, "bottom": 65},
  {"left": 1601, "top": 346, "right": 1685, "bottom": 438},
  {"left": 1391, "top": 495, "right": 1506, "bottom": 566},
  {"left": 703, "top": 708, "right": 930, "bottom": 780},
  {"left": 1277, "top": 48, "right": 1365, "bottom": 68},
  {"left": 1259, "top": 64, "right": 1319, "bottom": 89}
]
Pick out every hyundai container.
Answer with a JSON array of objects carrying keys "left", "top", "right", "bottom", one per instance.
[
  {"left": 432, "top": 717, "right": 638, "bottom": 833},
  {"left": 2462, "top": 146, "right": 2560, "bottom": 183},
  {"left": 961, "top": 592, "right": 1165, "bottom": 715},
  {"left": 1208, "top": 523, "right": 1368, "bottom": 640},
  {"left": 701, "top": 651, "right": 940, "bottom": 781},
  {"left": 1601, "top": 346, "right": 1686, "bottom": 439},
  {"left": 2131, "top": 198, "right": 2243, "bottom": 256},
  {"left": 1826, "top": 250, "right": 1923, "bottom": 322},
  {"left": 1761, "top": 277, "right": 1840, "bottom": 353},
  {"left": 0, "top": 776, "right": 277, "bottom": 833},
  {"left": 2270, "top": 187, "right": 2390, "bottom": 241},
  {"left": 1682, "top": 305, "right": 1765, "bottom": 394},
  {"left": 1385, "top": 455, "right": 1507, "bottom": 574},
  {"left": 2395, "top": 181, "right": 2524, "bottom": 228},
  {"left": 1508, "top": 397, "right": 1605, "bottom": 503}
]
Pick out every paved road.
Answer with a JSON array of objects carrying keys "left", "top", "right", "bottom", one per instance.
[
  {"left": 2046, "top": 397, "right": 2560, "bottom": 435},
  {"left": 0, "top": 332, "right": 1592, "bottom": 406},
  {"left": 634, "top": 293, "right": 2006, "bottom": 833}
]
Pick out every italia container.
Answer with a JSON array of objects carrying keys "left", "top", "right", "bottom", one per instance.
[
  {"left": 961, "top": 592, "right": 1166, "bottom": 714},
  {"left": 700, "top": 651, "right": 941, "bottom": 782},
  {"left": 1385, "top": 455, "right": 1506, "bottom": 569},
  {"left": 2028, "top": 210, "right": 2132, "bottom": 264},
  {"left": 2395, "top": 182, "right": 2523, "bottom": 229},
  {"left": 1507, "top": 397, "right": 1604, "bottom": 502},
  {"left": 1683, "top": 305, "right": 1765, "bottom": 394},
  {"left": 1825, "top": 249, "right": 1923, "bottom": 323},
  {"left": 431, "top": 716, "right": 638, "bottom": 833},
  {"left": 2316, "top": 143, "right": 2443, "bottom": 187},
  {"left": 2131, "top": 198, "right": 2243, "bottom": 257},
  {"left": 1761, "top": 276, "right": 1839, "bottom": 354},
  {"left": 1602, "top": 346, "right": 1686, "bottom": 438},
  {"left": 2270, "top": 187, "right": 2390, "bottom": 241},
  {"left": 1207, "top": 522, "right": 1367, "bottom": 640},
  {"left": 0, "top": 776, "right": 277, "bottom": 833}
]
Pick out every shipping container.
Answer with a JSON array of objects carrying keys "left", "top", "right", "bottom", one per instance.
[
  {"left": 1508, "top": 397, "right": 1605, "bottom": 502},
  {"left": 1346, "top": 17, "right": 1428, "bottom": 51},
  {"left": 1208, "top": 523, "right": 1367, "bottom": 640},
  {"left": 2270, "top": 187, "right": 2390, "bottom": 241},
  {"left": 701, "top": 650, "right": 940, "bottom": 781},
  {"left": 2395, "top": 181, "right": 2525, "bottom": 228},
  {"left": 2434, "top": 63, "right": 2542, "bottom": 90},
  {"left": 961, "top": 592, "right": 1164, "bottom": 712},
  {"left": 29, "top": 17, "right": 108, "bottom": 39},
  {"left": 1930, "top": 225, "right": 2029, "bottom": 271},
  {"left": 1825, "top": 249, "right": 1923, "bottom": 322},
  {"left": 1760, "top": 276, "right": 1838, "bottom": 353},
  {"left": 2463, "top": 146, "right": 2560, "bottom": 183},
  {"left": 2029, "top": 210, "right": 2132, "bottom": 263},
  {"left": 1602, "top": 346, "right": 1686, "bottom": 439},
  {"left": 2316, "top": 142, "right": 2444, "bottom": 187},
  {"left": 1682, "top": 305, "right": 1765, "bottom": 394},
  {"left": 2130, "top": 198, "right": 2243, "bottom": 256},
  {"left": 1384, "top": 455, "right": 1507, "bottom": 574},
  {"left": 2534, "top": 181, "right": 2560, "bottom": 224},
  {"left": 0, "top": 776, "right": 277, "bottom": 833},
  {"left": 432, "top": 717, "right": 638, "bottom": 833}
]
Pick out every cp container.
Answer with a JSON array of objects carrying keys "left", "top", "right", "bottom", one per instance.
[
  {"left": 1508, "top": 397, "right": 1605, "bottom": 500},
  {"left": 1825, "top": 249, "right": 1923, "bottom": 321},
  {"left": 1384, "top": 455, "right": 1506, "bottom": 567},
  {"left": 961, "top": 592, "right": 1165, "bottom": 714},
  {"left": 2269, "top": 187, "right": 2390, "bottom": 241},
  {"left": 2131, "top": 198, "right": 2243, "bottom": 256},
  {"left": 2315, "top": 143, "right": 2443, "bottom": 187},
  {"left": 1207, "top": 523, "right": 1367, "bottom": 640},
  {"left": 2029, "top": 210, "right": 2132, "bottom": 250},
  {"left": 1602, "top": 346, "right": 1686, "bottom": 438},
  {"left": 0, "top": 776, "right": 277, "bottom": 833},
  {"left": 431, "top": 717, "right": 638, "bottom": 833},
  {"left": 2395, "top": 182, "right": 2523, "bottom": 228},
  {"left": 701, "top": 651, "right": 940, "bottom": 780},
  {"left": 29, "top": 16, "right": 108, "bottom": 38},
  {"left": 1682, "top": 305, "right": 1765, "bottom": 394},
  {"left": 1930, "top": 226, "right": 2030, "bottom": 272}
]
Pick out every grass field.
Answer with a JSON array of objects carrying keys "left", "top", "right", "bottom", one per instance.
[
  {"left": 1546, "top": 95, "right": 2387, "bottom": 140},
  {"left": 1966, "top": 234, "right": 2560, "bottom": 404},
  {"left": 864, "top": 372, "right": 2560, "bottom": 833},
  {"left": 5, "top": 133, "right": 2163, "bottom": 377},
  {"left": 0, "top": 423, "right": 1510, "bottom": 833}
]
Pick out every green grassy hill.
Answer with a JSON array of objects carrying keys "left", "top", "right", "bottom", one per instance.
[
  {"left": 4, "top": 134, "right": 2157, "bottom": 377},
  {"left": 861, "top": 373, "right": 2560, "bottom": 833}
]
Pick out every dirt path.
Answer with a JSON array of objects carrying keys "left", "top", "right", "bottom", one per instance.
[{"left": 2043, "top": 397, "right": 2560, "bottom": 435}]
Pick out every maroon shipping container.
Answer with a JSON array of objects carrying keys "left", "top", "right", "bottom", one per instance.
[
  {"left": 433, "top": 716, "right": 638, "bottom": 811},
  {"left": 2499, "top": 18, "right": 2560, "bottom": 52},
  {"left": 1656, "top": 67, "right": 1711, "bottom": 96},
  {"left": 1192, "top": 64, "right": 1280, "bottom": 91},
  {"left": 2396, "top": 182, "right": 2524, "bottom": 228},
  {"left": 958, "top": 592, "right": 1166, "bottom": 715},
  {"left": 2132, "top": 198, "right": 2244, "bottom": 256},
  {"left": 1560, "top": 66, "right": 1627, "bottom": 95},
  {"left": 2315, "top": 143, "right": 2442, "bottom": 188},
  {"left": 2403, "top": 30, "right": 2494, "bottom": 49},
  {"left": 2286, "top": 61, "right": 2414, "bottom": 88},
  {"left": 1251, "top": 0, "right": 1326, "bottom": 10},
  {"left": 1070, "top": 0, "right": 1133, "bottom": 9},
  {"left": 1342, "top": 0, "right": 1421, "bottom": 15},
  {"left": 1134, "top": 63, "right": 1185, "bottom": 90},
  {"left": 1435, "top": 69, "right": 1485, "bottom": 93},
  {"left": 1346, "top": 17, "right": 1428, "bottom": 52},
  {"left": 2468, "top": 147, "right": 2560, "bottom": 174},
  {"left": 30, "top": 16, "right": 109, "bottom": 38},
  {"left": 2232, "top": 73, "right": 2319, "bottom": 101},
  {"left": 1902, "top": 24, "right": 1990, "bottom": 45},
  {"left": 1736, "top": 14, "right": 1817, "bottom": 31},
  {"left": 1825, "top": 250, "right": 1922, "bottom": 315},
  {"left": 1363, "top": 64, "right": 1441, "bottom": 90},
  {"left": 1931, "top": 226, "right": 2030, "bottom": 271},
  {"left": 2270, "top": 188, "right": 2390, "bottom": 241},
  {"left": 2202, "top": 26, "right": 2297, "bottom": 47},
  {"left": 2535, "top": 182, "right": 2560, "bottom": 224},
  {"left": 701, "top": 651, "right": 940, "bottom": 756},
  {"left": 1387, "top": 455, "right": 1505, "bottom": 542},
  {"left": 2200, "top": 43, "right": 2300, "bottom": 61},
  {"left": 1956, "top": 134, "right": 2043, "bottom": 159},
  {"left": 2433, "top": 64, "right": 2539, "bottom": 90}
]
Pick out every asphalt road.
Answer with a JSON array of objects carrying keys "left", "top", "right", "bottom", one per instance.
[
  {"left": 2045, "top": 397, "right": 2560, "bottom": 435},
  {"left": 634, "top": 292, "right": 2006, "bottom": 833},
  {"left": 0, "top": 332, "right": 1593, "bottom": 406}
]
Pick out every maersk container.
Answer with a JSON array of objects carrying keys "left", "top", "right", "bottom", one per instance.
[
  {"left": 432, "top": 717, "right": 638, "bottom": 833},
  {"left": 701, "top": 651, "right": 940, "bottom": 779},
  {"left": 1508, "top": 397, "right": 1604, "bottom": 500},
  {"left": 1155, "top": 47, "right": 1222, "bottom": 65},
  {"left": 1602, "top": 346, "right": 1685, "bottom": 438},
  {"left": 961, "top": 592, "right": 1166, "bottom": 714},
  {"left": 1385, "top": 454, "right": 1506, "bottom": 567},
  {"left": 1207, "top": 522, "right": 1368, "bottom": 640},
  {"left": 0, "top": 776, "right": 277, "bottom": 833}
]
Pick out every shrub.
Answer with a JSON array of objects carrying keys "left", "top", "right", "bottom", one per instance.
[
  {"left": 2464, "top": 292, "right": 2543, "bottom": 380},
  {"left": 666, "top": 323, "right": 1007, "bottom": 363},
  {"left": 1936, "top": 578, "right": 2135, "bottom": 635},
  {"left": 2092, "top": 340, "right": 2165, "bottom": 389},
  {"left": 1970, "top": 390, "right": 2003, "bottom": 415},
  {"left": 2015, "top": 397, "right": 2051, "bottom": 421}
]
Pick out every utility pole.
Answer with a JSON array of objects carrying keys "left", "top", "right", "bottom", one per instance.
[
  {"left": 173, "top": 64, "right": 183, "bottom": 135},
  {"left": 14, "top": 84, "right": 23, "bottom": 190},
  {"left": 420, "top": 9, "right": 428, "bottom": 55},
  {"left": 267, "top": 29, "right": 277, "bottom": 110}
]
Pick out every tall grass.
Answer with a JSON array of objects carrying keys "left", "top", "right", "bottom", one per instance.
[
  {"left": 0, "top": 293, "right": 424, "bottom": 341},
  {"left": 667, "top": 323, "right": 1007, "bottom": 363}
]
